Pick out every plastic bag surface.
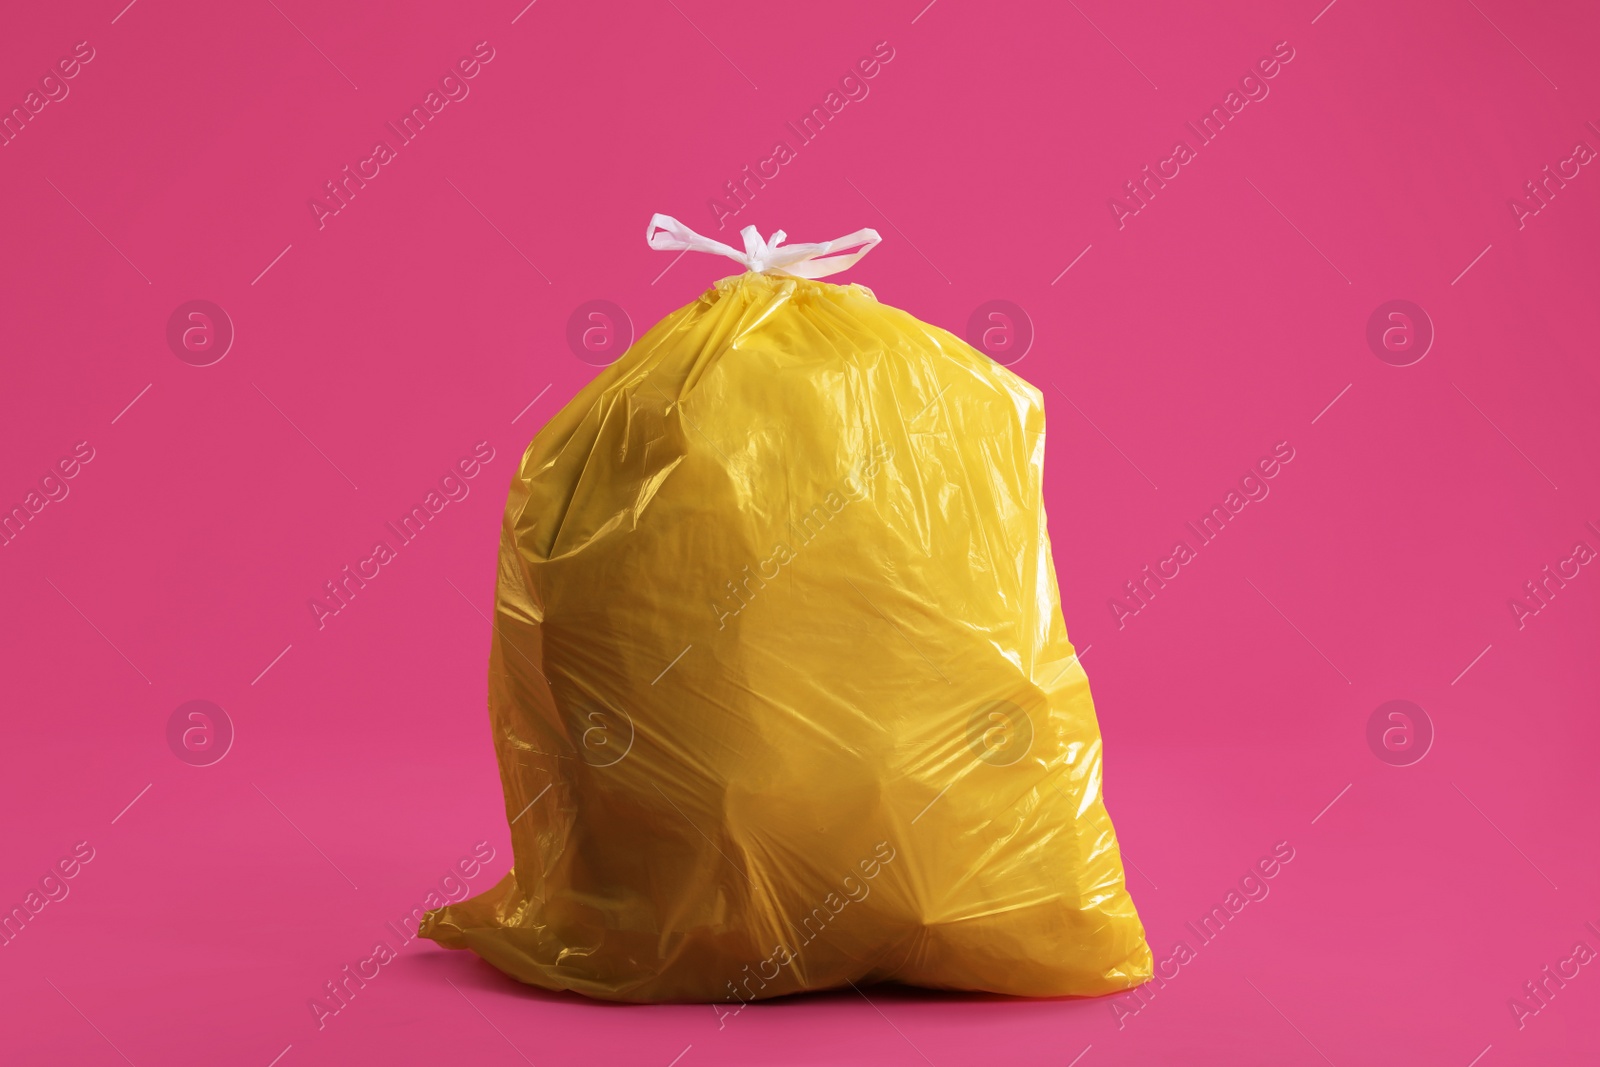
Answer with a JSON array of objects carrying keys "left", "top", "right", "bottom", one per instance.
[{"left": 420, "top": 269, "right": 1151, "bottom": 1002}]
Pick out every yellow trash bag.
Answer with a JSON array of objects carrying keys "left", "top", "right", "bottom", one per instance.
[{"left": 420, "top": 215, "right": 1152, "bottom": 1003}]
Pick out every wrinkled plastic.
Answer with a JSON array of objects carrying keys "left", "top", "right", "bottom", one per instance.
[{"left": 420, "top": 271, "right": 1151, "bottom": 1002}]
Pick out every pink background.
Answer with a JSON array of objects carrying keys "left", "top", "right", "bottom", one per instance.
[{"left": 3, "top": 0, "right": 1598, "bottom": 1064}]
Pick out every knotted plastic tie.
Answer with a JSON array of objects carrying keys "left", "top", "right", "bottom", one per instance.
[{"left": 646, "top": 213, "right": 882, "bottom": 279}]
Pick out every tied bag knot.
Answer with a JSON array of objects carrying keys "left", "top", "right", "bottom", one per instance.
[{"left": 646, "top": 213, "right": 881, "bottom": 278}]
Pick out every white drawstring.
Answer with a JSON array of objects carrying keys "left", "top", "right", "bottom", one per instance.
[{"left": 646, "top": 213, "right": 881, "bottom": 279}]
